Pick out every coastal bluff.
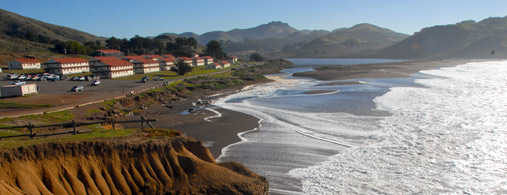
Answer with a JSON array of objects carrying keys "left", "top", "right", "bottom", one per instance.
[{"left": 0, "top": 135, "right": 268, "bottom": 194}]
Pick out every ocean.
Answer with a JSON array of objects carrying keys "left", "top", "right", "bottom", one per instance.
[{"left": 212, "top": 59, "right": 507, "bottom": 194}]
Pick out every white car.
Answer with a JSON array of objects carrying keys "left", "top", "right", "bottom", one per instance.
[
  {"left": 9, "top": 80, "right": 26, "bottom": 85},
  {"left": 91, "top": 80, "right": 101, "bottom": 86}
]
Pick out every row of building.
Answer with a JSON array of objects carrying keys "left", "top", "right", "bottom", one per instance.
[{"left": 8, "top": 50, "right": 237, "bottom": 79}]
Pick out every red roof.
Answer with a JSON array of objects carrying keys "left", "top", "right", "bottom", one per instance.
[
  {"left": 193, "top": 57, "right": 204, "bottom": 60},
  {"left": 15, "top": 58, "right": 40, "bottom": 64},
  {"left": 143, "top": 55, "right": 162, "bottom": 59},
  {"left": 162, "top": 57, "right": 176, "bottom": 62},
  {"left": 91, "top": 56, "right": 120, "bottom": 61},
  {"left": 221, "top": 61, "right": 231, "bottom": 64},
  {"left": 51, "top": 58, "right": 89, "bottom": 64},
  {"left": 202, "top": 56, "right": 214, "bottom": 59},
  {"left": 132, "top": 57, "right": 158, "bottom": 64},
  {"left": 163, "top": 54, "right": 175, "bottom": 58},
  {"left": 102, "top": 60, "right": 133, "bottom": 67},
  {"left": 179, "top": 57, "right": 192, "bottom": 61},
  {"left": 97, "top": 49, "right": 122, "bottom": 53}
]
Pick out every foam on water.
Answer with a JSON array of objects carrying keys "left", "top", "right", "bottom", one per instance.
[
  {"left": 214, "top": 72, "right": 385, "bottom": 192},
  {"left": 289, "top": 61, "right": 507, "bottom": 194}
]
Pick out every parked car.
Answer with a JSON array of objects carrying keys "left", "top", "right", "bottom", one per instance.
[
  {"left": 70, "top": 76, "right": 78, "bottom": 81},
  {"left": 30, "top": 75, "right": 40, "bottom": 81},
  {"left": 71, "top": 85, "right": 84, "bottom": 92},
  {"left": 17, "top": 75, "right": 27, "bottom": 80},
  {"left": 141, "top": 76, "right": 149, "bottom": 83},
  {"left": 152, "top": 77, "right": 164, "bottom": 81},
  {"left": 78, "top": 76, "right": 86, "bottom": 81},
  {"left": 49, "top": 75, "right": 60, "bottom": 81},
  {"left": 9, "top": 80, "right": 26, "bottom": 85},
  {"left": 6, "top": 74, "right": 18, "bottom": 80},
  {"left": 85, "top": 76, "right": 93, "bottom": 81},
  {"left": 91, "top": 80, "right": 101, "bottom": 86}
]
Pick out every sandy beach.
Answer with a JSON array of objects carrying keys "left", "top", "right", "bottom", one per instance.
[
  {"left": 121, "top": 106, "right": 260, "bottom": 159},
  {"left": 121, "top": 59, "right": 483, "bottom": 160},
  {"left": 292, "top": 59, "right": 476, "bottom": 81}
]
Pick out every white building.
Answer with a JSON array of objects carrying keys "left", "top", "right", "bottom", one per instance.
[
  {"left": 206, "top": 62, "right": 222, "bottom": 70},
  {"left": 220, "top": 61, "right": 231, "bottom": 68},
  {"left": 203, "top": 56, "right": 214, "bottom": 65},
  {"left": 0, "top": 83, "right": 38, "bottom": 97},
  {"left": 43, "top": 58, "right": 90, "bottom": 75},
  {"left": 92, "top": 60, "right": 134, "bottom": 79},
  {"left": 192, "top": 57, "right": 205, "bottom": 66},
  {"left": 179, "top": 57, "right": 193, "bottom": 67},
  {"left": 131, "top": 57, "right": 160, "bottom": 74},
  {"left": 8, "top": 58, "right": 41, "bottom": 70},
  {"left": 159, "top": 57, "right": 176, "bottom": 70}
]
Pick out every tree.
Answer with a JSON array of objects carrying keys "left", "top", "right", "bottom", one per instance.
[
  {"left": 249, "top": 53, "right": 265, "bottom": 62},
  {"left": 204, "top": 40, "right": 227, "bottom": 59},
  {"left": 173, "top": 59, "right": 193, "bottom": 75}
]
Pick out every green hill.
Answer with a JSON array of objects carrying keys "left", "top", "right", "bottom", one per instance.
[
  {"left": 374, "top": 16, "right": 507, "bottom": 59},
  {"left": 289, "top": 23, "right": 409, "bottom": 58},
  {"left": 0, "top": 9, "right": 105, "bottom": 62}
]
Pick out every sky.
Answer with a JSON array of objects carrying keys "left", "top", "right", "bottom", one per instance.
[{"left": 1, "top": 0, "right": 507, "bottom": 38}]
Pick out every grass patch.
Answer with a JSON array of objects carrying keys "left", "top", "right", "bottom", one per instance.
[
  {"left": 0, "top": 125, "right": 136, "bottom": 148},
  {"left": 0, "top": 111, "right": 74, "bottom": 128},
  {"left": 86, "top": 109, "right": 102, "bottom": 114},
  {"left": 113, "top": 66, "right": 221, "bottom": 81},
  {"left": 73, "top": 127, "right": 135, "bottom": 139},
  {"left": 0, "top": 101, "right": 52, "bottom": 109},
  {"left": 142, "top": 128, "right": 181, "bottom": 137},
  {"left": 3, "top": 69, "right": 45, "bottom": 74}
]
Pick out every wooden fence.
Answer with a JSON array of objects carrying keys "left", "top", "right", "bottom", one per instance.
[{"left": 0, "top": 116, "right": 156, "bottom": 139}]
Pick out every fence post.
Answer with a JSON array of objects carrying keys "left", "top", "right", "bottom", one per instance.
[
  {"left": 141, "top": 116, "right": 145, "bottom": 130},
  {"left": 28, "top": 123, "right": 33, "bottom": 139},
  {"left": 112, "top": 119, "right": 115, "bottom": 130},
  {"left": 72, "top": 120, "right": 76, "bottom": 135}
]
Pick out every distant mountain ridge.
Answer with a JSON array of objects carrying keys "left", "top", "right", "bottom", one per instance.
[
  {"left": 160, "top": 21, "right": 299, "bottom": 45},
  {"left": 285, "top": 23, "right": 409, "bottom": 58},
  {"left": 374, "top": 16, "right": 507, "bottom": 59}
]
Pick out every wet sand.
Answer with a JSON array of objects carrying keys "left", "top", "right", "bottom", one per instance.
[
  {"left": 121, "top": 107, "right": 260, "bottom": 159},
  {"left": 293, "top": 59, "right": 477, "bottom": 81}
]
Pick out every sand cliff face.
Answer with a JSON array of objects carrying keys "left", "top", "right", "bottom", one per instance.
[{"left": 0, "top": 136, "right": 268, "bottom": 195}]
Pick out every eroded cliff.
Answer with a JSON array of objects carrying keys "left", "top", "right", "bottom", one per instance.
[{"left": 0, "top": 135, "right": 268, "bottom": 195}]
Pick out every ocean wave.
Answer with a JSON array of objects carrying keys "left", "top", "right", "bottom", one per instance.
[{"left": 289, "top": 61, "right": 507, "bottom": 194}]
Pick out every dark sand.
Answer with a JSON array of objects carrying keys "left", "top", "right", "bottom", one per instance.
[
  {"left": 121, "top": 107, "right": 260, "bottom": 159},
  {"left": 317, "top": 81, "right": 363, "bottom": 86},
  {"left": 293, "top": 59, "right": 476, "bottom": 81},
  {"left": 303, "top": 90, "right": 338, "bottom": 94}
]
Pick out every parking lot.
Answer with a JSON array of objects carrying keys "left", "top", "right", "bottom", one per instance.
[
  {"left": 0, "top": 73, "right": 168, "bottom": 117},
  {"left": 0, "top": 74, "right": 163, "bottom": 95}
]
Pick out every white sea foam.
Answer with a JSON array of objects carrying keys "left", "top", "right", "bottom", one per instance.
[
  {"left": 289, "top": 61, "right": 507, "bottom": 194},
  {"left": 203, "top": 107, "right": 222, "bottom": 122}
]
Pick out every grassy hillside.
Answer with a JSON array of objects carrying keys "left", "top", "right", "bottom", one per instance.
[
  {"left": 0, "top": 9, "right": 106, "bottom": 63},
  {"left": 0, "top": 9, "right": 104, "bottom": 43},
  {"left": 288, "top": 23, "right": 409, "bottom": 58},
  {"left": 375, "top": 16, "right": 507, "bottom": 59},
  {"left": 0, "top": 34, "right": 56, "bottom": 63}
]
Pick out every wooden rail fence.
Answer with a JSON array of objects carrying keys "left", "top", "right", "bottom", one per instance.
[{"left": 0, "top": 115, "right": 156, "bottom": 139}]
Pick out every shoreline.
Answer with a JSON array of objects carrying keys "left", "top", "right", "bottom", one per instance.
[
  {"left": 292, "top": 59, "right": 485, "bottom": 81},
  {"left": 128, "top": 59, "right": 486, "bottom": 159}
]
